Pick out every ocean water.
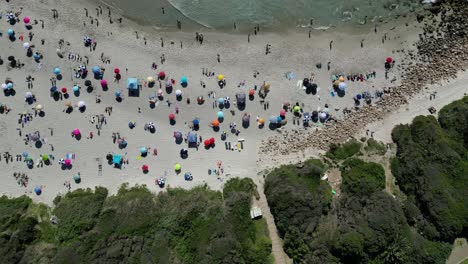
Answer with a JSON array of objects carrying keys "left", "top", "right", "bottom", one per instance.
[{"left": 102, "top": 0, "right": 422, "bottom": 30}]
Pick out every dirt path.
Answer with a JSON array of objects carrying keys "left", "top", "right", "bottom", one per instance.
[{"left": 254, "top": 180, "right": 292, "bottom": 264}]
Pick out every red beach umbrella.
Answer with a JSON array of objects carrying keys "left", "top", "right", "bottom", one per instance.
[
  {"left": 386, "top": 57, "right": 393, "bottom": 63},
  {"left": 168, "top": 113, "right": 175, "bottom": 120},
  {"left": 142, "top": 164, "right": 149, "bottom": 172},
  {"left": 65, "top": 159, "right": 71, "bottom": 166},
  {"left": 158, "top": 71, "right": 166, "bottom": 80},
  {"left": 209, "top": 137, "right": 215, "bottom": 145},
  {"left": 280, "top": 109, "right": 286, "bottom": 116},
  {"left": 114, "top": 68, "right": 120, "bottom": 74},
  {"left": 23, "top": 17, "right": 31, "bottom": 24},
  {"left": 249, "top": 89, "right": 255, "bottom": 96},
  {"left": 61, "top": 87, "right": 68, "bottom": 93},
  {"left": 204, "top": 139, "right": 210, "bottom": 147}
]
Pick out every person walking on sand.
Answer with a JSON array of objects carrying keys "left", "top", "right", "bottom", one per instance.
[
  {"left": 329, "top": 40, "right": 333, "bottom": 50},
  {"left": 217, "top": 54, "right": 220, "bottom": 63}
]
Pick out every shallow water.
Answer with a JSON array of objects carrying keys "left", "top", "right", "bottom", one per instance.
[{"left": 102, "top": 0, "right": 422, "bottom": 30}]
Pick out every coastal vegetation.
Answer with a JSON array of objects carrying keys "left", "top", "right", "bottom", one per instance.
[
  {"left": 0, "top": 178, "right": 272, "bottom": 263},
  {"left": 264, "top": 97, "right": 468, "bottom": 263}
]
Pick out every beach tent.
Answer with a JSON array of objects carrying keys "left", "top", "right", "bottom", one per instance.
[
  {"left": 187, "top": 132, "right": 197, "bottom": 147},
  {"left": 236, "top": 92, "right": 246, "bottom": 105},
  {"left": 112, "top": 154, "right": 122, "bottom": 165},
  {"left": 127, "top": 78, "right": 138, "bottom": 90},
  {"left": 127, "top": 78, "right": 139, "bottom": 96}
]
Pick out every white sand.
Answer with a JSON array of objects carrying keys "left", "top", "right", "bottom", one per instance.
[{"left": 0, "top": 0, "right": 440, "bottom": 204}]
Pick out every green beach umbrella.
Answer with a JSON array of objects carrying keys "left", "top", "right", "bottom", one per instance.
[
  {"left": 73, "top": 174, "right": 81, "bottom": 182},
  {"left": 41, "top": 154, "right": 49, "bottom": 161},
  {"left": 174, "top": 163, "right": 181, "bottom": 171}
]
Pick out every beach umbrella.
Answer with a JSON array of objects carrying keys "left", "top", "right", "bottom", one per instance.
[
  {"left": 114, "top": 68, "right": 120, "bottom": 74},
  {"left": 338, "top": 82, "right": 346, "bottom": 90},
  {"left": 7, "top": 29, "right": 14, "bottom": 36},
  {"left": 217, "top": 74, "right": 224, "bottom": 81},
  {"left": 174, "top": 131, "right": 182, "bottom": 139},
  {"left": 293, "top": 106, "right": 301, "bottom": 112},
  {"left": 280, "top": 109, "right": 286, "bottom": 116},
  {"left": 209, "top": 137, "right": 215, "bottom": 145},
  {"left": 25, "top": 156, "right": 33, "bottom": 161},
  {"left": 147, "top": 76, "right": 155, "bottom": 83},
  {"left": 165, "top": 80, "right": 172, "bottom": 88},
  {"left": 41, "top": 154, "right": 49, "bottom": 161},
  {"left": 23, "top": 42, "right": 30, "bottom": 49},
  {"left": 174, "top": 163, "right": 181, "bottom": 171},
  {"left": 23, "top": 16, "right": 31, "bottom": 24},
  {"left": 35, "top": 104, "right": 43, "bottom": 111},
  {"left": 142, "top": 164, "right": 149, "bottom": 172},
  {"left": 100, "top": 80, "right": 108, "bottom": 87},
  {"left": 73, "top": 174, "right": 81, "bottom": 182},
  {"left": 168, "top": 113, "right": 175, "bottom": 120},
  {"left": 217, "top": 111, "right": 224, "bottom": 119},
  {"left": 269, "top": 116, "right": 277, "bottom": 124},
  {"left": 204, "top": 139, "right": 210, "bottom": 147},
  {"left": 61, "top": 87, "right": 68, "bottom": 93},
  {"left": 115, "top": 90, "right": 121, "bottom": 97},
  {"left": 33, "top": 53, "right": 40, "bottom": 60},
  {"left": 65, "top": 159, "right": 71, "bottom": 166},
  {"left": 218, "top": 98, "right": 224, "bottom": 105},
  {"left": 7, "top": 83, "right": 13, "bottom": 89},
  {"left": 338, "top": 76, "right": 345, "bottom": 82},
  {"left": 277, "top": 116, "right": 282, "bottom": 123},
  {"left": 72, "top": 129, "right": 81, "bottom": 136},
  {"left": 73, "top": 85, "right": 79, "bottom": 92},
  {"left": 319, "top": 112, "right": 327, "bottom": 120},
  {"left": 53, "top": 67, "right": 61, "bottom": 75},
  {"left": 22, "top": 151, "right": 29, "bottom": 157},
  {"left": 175, "top": 89, "right": 182, "bottom": 96},
  {"left": 1, "top": 84, "right": 7, "bottom": 90},
  {"left": 157, "top": 89, "right": 163, "bottom": 96},
  {"left": 386, "top": 57, "right": 393, "bottom": 63},
  {"left": 140, "top": 147, "right": 147, "bottom": 154},
  {"left": 34, "top": 186, "right": 42, "bottom": 195},
  {"left": 243, "top": 114, "right": 250, "bottom": 122},
  {"left": 77, "top": 101, "right": 86, "bottom": 108},
  {"left": 92, "top": 66, "right": 101, "bottom": 74},
  {"left": 249, "top": 89, "right": 255, "bottom": 96},
  {"left": 65, "top": 101, "right": 71, "bottom": 107},
  {"left": 158, "top": 71, "right": 166, "bottom": 79},
  {"left": 128, "top": 122, "right": 135, "bottom": 129},
  {"left": 180, "top": 76, "right": 188, "bottom": 84},
  {"left": 258, "top": 118, "right": 264, "bottom": 125},
  {"left": 211, "top": 119, "right": 220, "bottom": 127},
  {"left": 193, "top": 119, "right": 199, "bottom": 126},
  {"left": 25, "top": 92, "right": 33, "bottom": 98}
]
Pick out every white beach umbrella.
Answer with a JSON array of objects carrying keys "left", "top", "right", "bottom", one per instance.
[
  {"left": 338, "top": 82, "right": 347, "bottom": 91},
  {"left": 77, "top": 101, "right": 86, "bottom": 108},
  {"left": 23, "top": 42, "right": 30, "bottom": 49},
  {"left": 1, "top": 84, "right": 7, "bottom": 90},
  {"left": 319, "top": 112, "right": 327, "bottom": 119},
  {"left": 175, "top": 89, "right": 182, "bottom": 96},
  {"left": 35, "top": 104, "right": 43, "bottom": 111},
  {"left": 25, "top": 92, "right": 33, "bottom": 98}
]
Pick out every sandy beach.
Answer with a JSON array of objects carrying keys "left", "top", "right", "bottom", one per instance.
[{"left": 0, "top": 0, "right": 463, "bottom": 207}]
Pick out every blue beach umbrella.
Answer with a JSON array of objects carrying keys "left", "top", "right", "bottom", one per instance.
[
  {"left": 50, "top": 86, "right": 57, "bottom": 92},
  {"left": 277, "top": 116, "right": 282, "bottom": 123},
  {"left": 140, "top": 147, "right": 147, "bottom": 154},
  {"left": 217, "top": 111, "right": 224, "bottom": 119},
  {"left": 53, "top": 67, "right": 60, "bottom": 75},
  {"left": 34, "top": 186, "right": 42, "bottom": 195},
  {"left": 180, "top": 76, "right": 188, "bottom": 84},
  {"left": 269, "top": 116, "right": 278, "bottom": 124},
  {"left": 92, "top": 66, "right": 101, "bottom": 74},
  {"left": 22, "top": 152, "right": 29, "bottom": 157},
  {"left": 218, "top": 98, "right": 224, "bottom": 104},
  {"left": 7, "top": 29, "right": 14, "bottom": 36},
  {"left": 72, "top": 85, "right": 79, "bottom": 92},
  {"left": 33, "top": 53, "right": 40, "bottom": 60},
  {"left": 115, "top": 90, "right": 121, "bottom": 97},
  {"left": 7, "top": 83, "right": 13, "bottom": 89},
  {"left": 338, "top": 82, "right": 346, "bottom": 91},
  {"left": 193, "top": 119, "right": 199, "bottom": 126}
]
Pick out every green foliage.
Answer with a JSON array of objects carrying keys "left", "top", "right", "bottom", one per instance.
[
  {"left": 53, "top": 187, "right": 108, "bottom": 242},
  {"left": 391, "top": 100, "right": 468, "bottom": 242},
  {"left": 340, "top": 158, "right": 385, "bottom": 196},
  {"left": 264, "top": 159, "right": 331, "bottom": 263},
  {"left": 326, "top": 138, "right": 362, "bottom": 161},
  {"left": 364, "top": 138, "right": 387, "bottom": 155},
  {"left": 0, "top": 179, "right": 272, "bottom": 263}
]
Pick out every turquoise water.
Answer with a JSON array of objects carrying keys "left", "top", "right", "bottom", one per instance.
[{"left": 103, "top": 0, "right": 422, "bottom": 30}]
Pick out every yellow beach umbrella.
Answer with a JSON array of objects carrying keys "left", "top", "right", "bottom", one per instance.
[
  {"left": 147, "top": 76, "right": 155, "bottom": 83},
  {"left": 338, "top": 76, "right": 345, "bottom": 82},
  {"left": 35, "top": 104, "right": 43, "bottom": 111},
  {"left": 217, "top": 74, "right": 224, "bottom": 81}
]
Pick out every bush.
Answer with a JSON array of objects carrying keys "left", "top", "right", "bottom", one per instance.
[
  {"left": 326, "top": 139, "right": 362, "bottom": 161},
  {"left": 340, "top": 158, "right": 385, "bottom": 197}
]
